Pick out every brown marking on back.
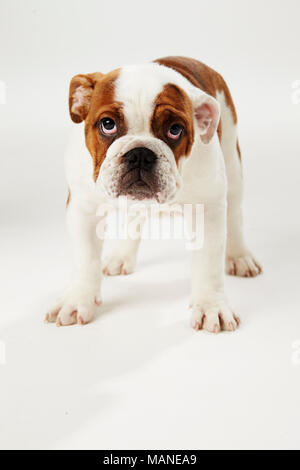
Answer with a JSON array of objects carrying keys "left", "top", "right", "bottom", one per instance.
[
  {"left": 217, "top": 119, "right": 222, "bottom": 142},
  {"left": 151, "top": 83, "right": 194, "bottom": 163},
  {"left": 154, "top": 56, "right": 241, "bottom": 161},
  {"left": 66, "top": 188, "right": 71, "bottom": 207},
  {"left": 154, "top": 56, "right": 238, "bottom": 124},
  {"left": 236, "top": 140, "right": 241, "bottom": 161}
]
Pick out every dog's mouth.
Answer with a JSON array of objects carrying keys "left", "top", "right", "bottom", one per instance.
[
  {"left": 119, "top": 168, "right": 158, "bottom": 200},
  {"left": 100, "top": 143, "right": 181, "bottom": 204}
]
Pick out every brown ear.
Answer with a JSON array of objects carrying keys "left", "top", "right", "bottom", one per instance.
[{"left": 68, "top": 72, "right": 103, "bottom": 123}]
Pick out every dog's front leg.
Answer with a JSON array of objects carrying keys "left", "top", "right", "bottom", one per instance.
[
  {"left": 102, "top": 213, "right": 144, "bottom": 276},
  {"left": 45, "top": 198, "right": 104, "bottom": 326},
  {"left": 190, "top": 202, "right": 240, "bottom": 333}
]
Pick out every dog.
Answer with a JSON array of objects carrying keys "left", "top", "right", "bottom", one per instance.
[{"left": 45, "top": 56, "right": 262, "bottom": 332}]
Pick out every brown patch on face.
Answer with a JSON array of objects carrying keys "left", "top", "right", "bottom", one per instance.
[
  {"left": 151, "top": 83, "right": 194, "bottom": 163},
  {"left": 154, "top": 56, "right": 238, "bottom": 148},
  {"left": 69, "top": 69, "right": 127, "bottom": 181},
  {"left": 85, "top": 69, "right": 128, "bottom": 181}
]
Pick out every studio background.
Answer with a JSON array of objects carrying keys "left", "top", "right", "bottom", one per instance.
[{"left": 0, "top": 0, "right": 300, "bottom": 449}]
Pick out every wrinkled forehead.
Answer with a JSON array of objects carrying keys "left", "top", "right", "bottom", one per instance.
[{"left": 114, "top": 63, "right": 194, "bottom": 132}]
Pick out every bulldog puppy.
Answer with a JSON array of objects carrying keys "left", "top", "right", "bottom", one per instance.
[{"left": 45, "top": 56, "right": 262, "bottom": 332}]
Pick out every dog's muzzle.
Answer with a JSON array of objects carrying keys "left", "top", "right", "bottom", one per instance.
[
  {"left": 99, "top": 135, "right": 182, "bottom": 203},
  {"left": 119, "top": 147, "right": 159, "bottom": 200}
]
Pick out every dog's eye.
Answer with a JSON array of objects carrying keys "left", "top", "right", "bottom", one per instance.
[
  {"left": 167, "top": 124, "right": 184, "bottom": 140},
  {"left": 100, "top": 118, "right": 117, "bottom": 135}
]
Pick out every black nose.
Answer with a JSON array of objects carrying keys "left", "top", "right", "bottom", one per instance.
[{"left": 123, "top": 147, "right": 157, "bottom": 171}]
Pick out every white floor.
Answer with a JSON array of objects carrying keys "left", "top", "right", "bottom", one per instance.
[{"left": 1, "top": 125, "right": 300, "bottom": 450}]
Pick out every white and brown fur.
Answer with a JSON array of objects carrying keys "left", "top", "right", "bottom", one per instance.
[{"left": 45, "top": 56, "right": 262, "bottom": 333}]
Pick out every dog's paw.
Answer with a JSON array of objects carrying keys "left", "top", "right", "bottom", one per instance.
[
  {"left": 226, "top": 252, "right": 262, "bottom": 278},
  {"left": 190, "top": 297, "right": 240, "bottom": 333},
  {"left": 45, "top": 284, "right": 102, "bottom": 327},
  {"left": 103, "top": 253, "right": 136, "bottom": 276}
]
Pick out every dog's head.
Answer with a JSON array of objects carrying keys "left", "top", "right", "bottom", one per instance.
[{"left": 69, "top": 64, "right": 220, "bottom": 203}]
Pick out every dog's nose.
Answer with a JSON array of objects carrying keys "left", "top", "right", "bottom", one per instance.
[{"left": 123, "top": 147, "right": 157, "bottom": 171}]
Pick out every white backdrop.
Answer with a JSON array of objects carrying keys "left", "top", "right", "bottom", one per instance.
[
  {"left": 1, "top": 0, "right": 300, "bottom": 225},
  {"left": 0, "top": 0, "right": 300, "bottom": 450}
]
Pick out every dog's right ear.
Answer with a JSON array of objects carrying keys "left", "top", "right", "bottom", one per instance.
[{"left": 68, "top": 72, "right": 103, "bottom": 123}]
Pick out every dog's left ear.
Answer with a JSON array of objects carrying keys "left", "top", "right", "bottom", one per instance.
[
  {"left": 192, "top": 92, "right": 220, "bottom": 144},
  {"left": 69, "top": 72, "right": 103, "bottom": 123}
]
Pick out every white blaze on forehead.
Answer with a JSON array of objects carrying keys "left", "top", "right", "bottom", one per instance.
[{"left": 114, "top": 63, "right": 198, "bottom": 135}]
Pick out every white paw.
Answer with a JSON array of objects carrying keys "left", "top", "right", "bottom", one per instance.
[
  {"left": 226, "top": 251, "right": 262, "bottom": 277},
  {"left": 190, "top": 297, "right": 240, "bottom": 333},
  {"left": 103, "top": 253, "right": 136, "bottom": 276},
  {"left": 45, "top": 284, "right": 102, "bottom": 327}
]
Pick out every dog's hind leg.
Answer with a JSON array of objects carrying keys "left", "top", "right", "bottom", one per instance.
[{"left": 218, "top": 91, "right": 262, "bottom": 277}]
